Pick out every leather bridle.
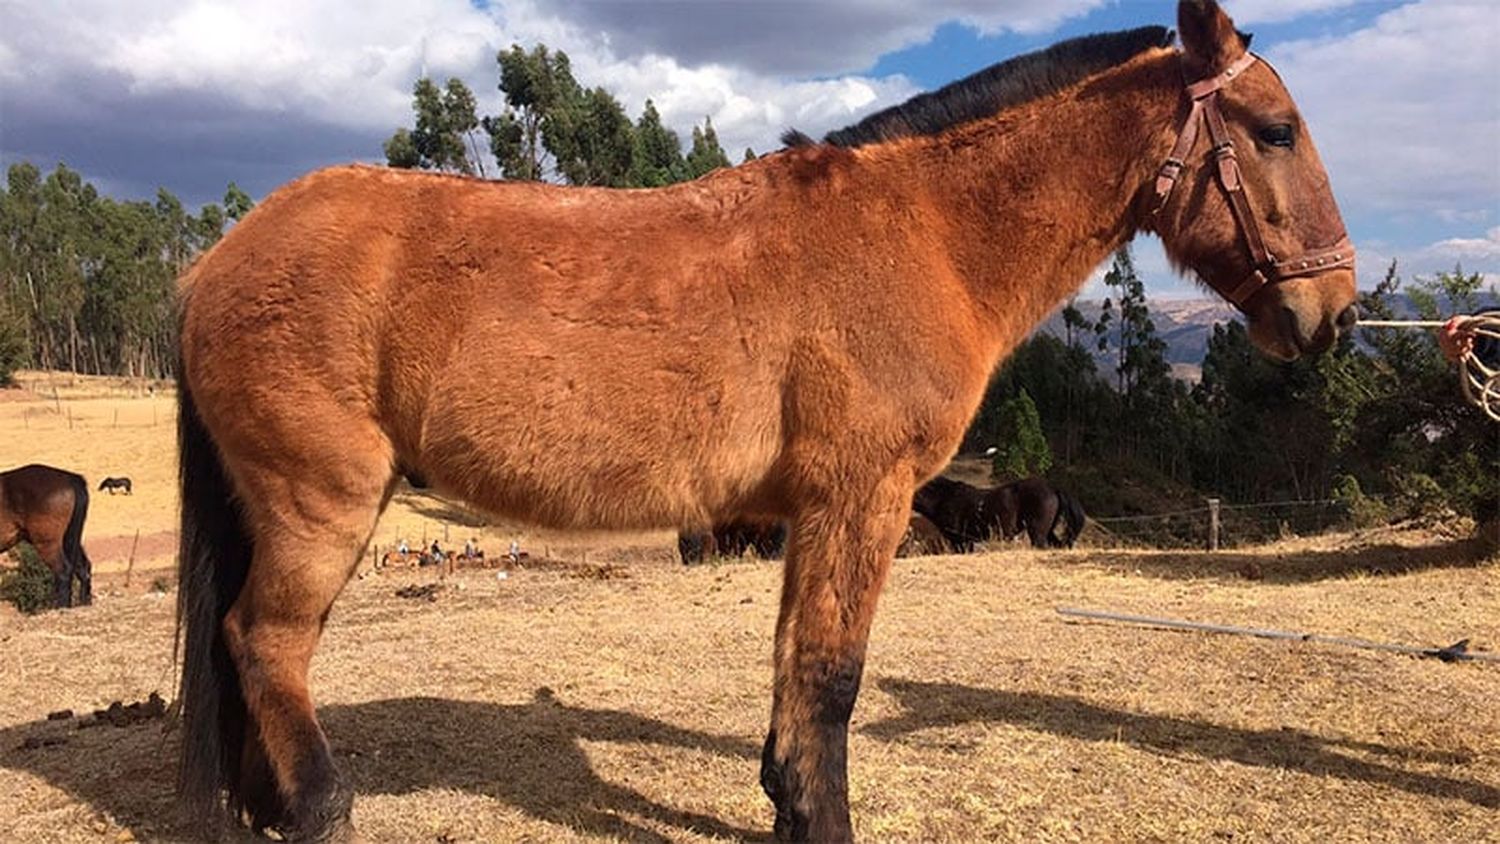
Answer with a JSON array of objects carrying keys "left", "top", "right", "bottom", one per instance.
[{"left": 1151, "top": 51, "right": 1355, "bottom": 311}]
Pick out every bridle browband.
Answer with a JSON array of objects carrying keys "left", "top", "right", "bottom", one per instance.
[{"left": 1151, "top": 51, "right": 1355, "bottom": 310}]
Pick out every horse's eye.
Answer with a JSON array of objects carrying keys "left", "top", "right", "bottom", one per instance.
[{"left": 1258, "top": 124, "right": 1294, "bottom": 148}]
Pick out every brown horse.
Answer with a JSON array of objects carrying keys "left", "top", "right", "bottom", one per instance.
[
  {"left": 986, "top": 477, "right": 1088, "bottom": 549},
  {"left": 911, "top": 476, "right": 994, "bottom": 553},
  {"left": 174, "top": 3, "right": 1356, "bottom": 840},
  {"left": 0, "top": 464, "right": 93, "bottom": 608},
  {"left": 896, "top": 512, "right": 951, "bottom": 557}
]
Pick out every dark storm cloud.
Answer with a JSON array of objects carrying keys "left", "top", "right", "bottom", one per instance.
[
  {"left": 533, "top": 0, "right": 1098, "bottom": 76},
  {"left": 3, "top": 68, "right": 383, "bottom": 208}
]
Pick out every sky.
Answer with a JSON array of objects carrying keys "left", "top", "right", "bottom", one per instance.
[{"left": 1, "top": 0, "right": 1497, "bottom": 298}]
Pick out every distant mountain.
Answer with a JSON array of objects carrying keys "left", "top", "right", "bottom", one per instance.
[
  {"left": 1032, "top": 292, "right": 1497, "bottom": 384},
  {"left": 1033, "top": 298, "right": 1239, "bottom": 384}
]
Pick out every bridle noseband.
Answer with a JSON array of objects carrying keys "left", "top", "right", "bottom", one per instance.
[{"left": 1151, "top": 51, "right": 1355, "bottom": 311}]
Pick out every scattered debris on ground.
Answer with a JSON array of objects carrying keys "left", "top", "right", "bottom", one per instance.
[
  {"left": 18, "top": 734, "right": 68, "bottom": 751},
  {"left": 395, "top": 583, "right": 443, "bottom": 601},
  {"left": 80, "top": 693, "right": 167, "bottom": 728},
  {"left": 566, "top": 563, "right": 630, "bottom": 581}
]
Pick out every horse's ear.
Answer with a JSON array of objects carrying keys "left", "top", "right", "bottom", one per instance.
[{"left": 1177, "top": 0, "right": 1248, "bottom": 77}]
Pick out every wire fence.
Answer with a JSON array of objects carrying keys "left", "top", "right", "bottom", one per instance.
[{"left": 1089, "top": 498, "right": 1353, "bottom": 550}]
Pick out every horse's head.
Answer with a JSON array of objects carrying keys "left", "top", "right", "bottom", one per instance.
[{"left": 1149, "top": 0, "right": 1357, "bottom": 360}]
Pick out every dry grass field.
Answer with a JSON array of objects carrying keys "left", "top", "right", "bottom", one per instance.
[{"left": 2, "top": 371, "right": 1499, "bottom": 843}]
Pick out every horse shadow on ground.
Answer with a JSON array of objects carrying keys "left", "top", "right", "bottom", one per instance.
[
  {"left": 0, "top": 688, "right": 767, "bottom": 842},
  {"left": 862, "top": 677, "right": 1498, "bottom": 810},
  {"left": 394, "top": 489, "right": 492, "bottom": 530},
  {"left": 1074, "top": 536, "right": 1494, "bottom": 585}
]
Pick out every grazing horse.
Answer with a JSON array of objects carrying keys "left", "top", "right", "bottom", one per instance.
[
  {"left": 912, "top": 476, "right": 995, "bottom": 553},
  {"left": 679, "top": 521, "right": 788, "bottom": 565},
  {"left": 174, "top": 4, "right": 1356, "bottom": 840},
  {"left": 987, "top": 478, "right": 1089, "bottom": 549},
  {"left": 99, "top": 477, "right": 134, "bottom": 495},
  {"left": 0, "top": 464, "right": 93, "bottom": 608},
  {"left": 896, "top": 512, "right": 951, "bottom": 557},
  {"left": 1052, "top": 489, "right": 1088, "bottom": 548}
]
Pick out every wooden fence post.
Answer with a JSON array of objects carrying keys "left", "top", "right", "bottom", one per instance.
[
  {"left": 1206, "top": 498, "right": 1221, "bottom": 552},
  {"left": 124, "top": 529, "right": 140, "bottom": 588}
]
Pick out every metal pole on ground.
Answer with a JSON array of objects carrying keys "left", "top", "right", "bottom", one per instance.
[
  {"left": 1057, "top": 607, "right": 1500, "bottom": 664},
  {"left": 1206, "top": 498, "right": 1220, "bottom": 551}
]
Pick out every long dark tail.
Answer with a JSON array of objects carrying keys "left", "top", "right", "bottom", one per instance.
[
  {"left": 1056, "top": 491, "right": 1086, "bottom": 548},
  {"left": 61, "top": 473, "right": 92, "bottom": 603},
  {"left": 176, "top": 371, "right": 253, "bottom": 827}
]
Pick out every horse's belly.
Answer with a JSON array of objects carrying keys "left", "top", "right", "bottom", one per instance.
[{"left": 414, "top": 356, "right": 783, "bottom": 530}]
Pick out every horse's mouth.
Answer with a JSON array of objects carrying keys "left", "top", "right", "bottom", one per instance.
[{"left": 1272, "top": 306, "right": 1337, "bottom": 360}]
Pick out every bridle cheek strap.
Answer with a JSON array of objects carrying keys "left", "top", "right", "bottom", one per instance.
[{"left": 1151, "top": 51, "right": 1355, "bottom": 311}]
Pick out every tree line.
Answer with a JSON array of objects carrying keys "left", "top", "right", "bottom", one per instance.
[
  {"left": 382, "top": 44, "right": 739, "bottom": 187},
  {"left": 971, "top": 248, "right": 1498, "bottom": 525},
  {"left": 0, "top": 162, "right": 253, "bottom": 381}
]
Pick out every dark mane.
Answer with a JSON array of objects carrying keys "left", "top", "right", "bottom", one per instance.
[{"left": 784, "top": 26, "right": 1173, "bottom": 150}]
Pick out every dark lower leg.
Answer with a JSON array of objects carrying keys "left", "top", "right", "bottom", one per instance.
[
  {"left": 226, "top": 608, "right": 352, "bottom": 841},
  {"left": 51, "top": 566, "right": 72, "bottom": 608},
  {"left": 236, "top": 730, "right": 289, "bottom": 832},
  {"left": 761, "top": 656, "right": 866, "bottom": 842},
  {"left": 74, "top": 564, "right": 91, "bottom": 605},
  {"left": 761, "top": 474, "right": 908, "bottom": 842}
]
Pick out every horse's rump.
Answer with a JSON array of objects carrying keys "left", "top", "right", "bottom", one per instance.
[{"left": 0, "top": 464, "right": 93, "bottom": 607}]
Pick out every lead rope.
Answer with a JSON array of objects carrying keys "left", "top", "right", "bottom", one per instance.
[{"left": 1359, "top": 313, "right": 1500, "bottom": 422}]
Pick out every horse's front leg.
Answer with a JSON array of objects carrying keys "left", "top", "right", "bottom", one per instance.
[{"left": 761, "top": 472, "right": 911, "bottom": 842}]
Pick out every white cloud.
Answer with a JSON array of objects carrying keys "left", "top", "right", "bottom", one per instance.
[
  {"left": 1422, "top": 226, "right": 1500, "bottom": 264},
  {"left": 1359, "top": 227, "right": 1500, "bottom": 287},
  {"left": 1264, "top": 0, "right": 1500, "bottom": 220}
]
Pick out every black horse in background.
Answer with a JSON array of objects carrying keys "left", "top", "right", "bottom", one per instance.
[
  {"left": 678, "top": 521, "right": 788, "bottom": 565},
  {"left": 98, "top": 477, "right": 133, "bottom": 495},
  {"left": 913, "top": 475, "right": 1086, "bottom": 551},
  {"left": 912, "top": 477, "right": 992, "bottom": 553},
  {"left": 1, "top": 464, "right": 93, "bottom": 607}
]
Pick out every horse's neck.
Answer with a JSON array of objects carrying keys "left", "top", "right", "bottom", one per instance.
[{"left": 899, "top": 53, "right": 1180, "bottom": 358}]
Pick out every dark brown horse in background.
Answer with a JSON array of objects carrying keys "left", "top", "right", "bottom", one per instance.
[
  {"left": 896, "top": 512, "right": 951, "bottom": 557},
  {"left": 914, "top": 476, "right": 1087, "bottom": 550},
  {"left": 0, "top": 464, "right": 93, "bottom": 608},
  {"left": 99, "top": 476, "right": 134, "bottom": 495},
  {"left": 679, "top": 521, "right": 788, "bottom": 565},
  {"left": 988, "top": 477, "right": 1088, "bottom": 549},
  {"left": 173, "top": 3, "right": 1357, "bottom": 839},
  {"left": 911, "top": 476, "right": 993, "bottom": 553}
]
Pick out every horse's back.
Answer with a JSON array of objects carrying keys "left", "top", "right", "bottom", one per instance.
[{"left": 179, "top": 165, "right": 790, "bottom": 530}]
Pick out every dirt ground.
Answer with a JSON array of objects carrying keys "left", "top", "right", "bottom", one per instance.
[{"left": 2, "top": 372, "right": 1499, "bottom": 842}]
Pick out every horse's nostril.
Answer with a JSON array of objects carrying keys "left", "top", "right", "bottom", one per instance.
[{"left": 1336, "top": 304, "right": 1359, "bottom": 331}]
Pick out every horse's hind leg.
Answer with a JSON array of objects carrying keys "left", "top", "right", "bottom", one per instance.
[
  {"left": 761, "top": 470, "right": 910, "bottom": 842},
  {"left": 73, "top": 557, "right": 91, "bottom": 605},
  {"left": 222, "top": 429, "right": 393, "bottom": 840},
  {"left": 30, "top": 535, "right": 72, "bottom": 609}
]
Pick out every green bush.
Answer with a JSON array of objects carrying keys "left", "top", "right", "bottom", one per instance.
[
  {"left": 1388, "top": 471, "right": 1449, "bottom": 521},
  {"left": 991, "top": 388, "right": 1053, "bottom": 481},
  {"left": 1332, "top": 474, "right": 1390, "bottom": 529},
  {"left": 2, "top": 545, "right": 54, "bottom": 614}
]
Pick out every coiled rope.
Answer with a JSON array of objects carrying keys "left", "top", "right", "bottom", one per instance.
[{"left": 1358, "top": 312, "right": 1500, "bottom": 422}]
